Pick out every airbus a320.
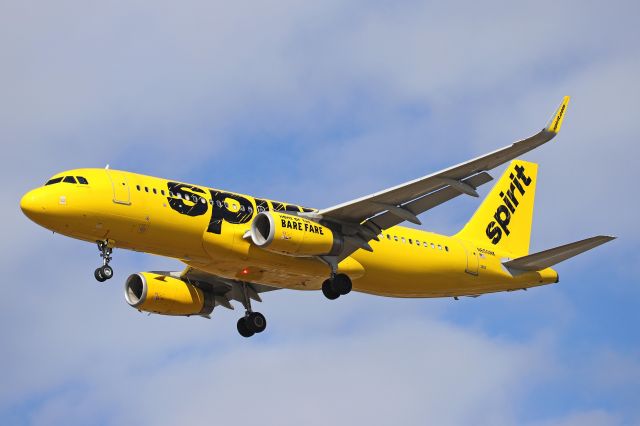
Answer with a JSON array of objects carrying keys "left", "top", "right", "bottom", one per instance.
[{"left": 20, "top": 96, "right": 614, "bottom": 337}]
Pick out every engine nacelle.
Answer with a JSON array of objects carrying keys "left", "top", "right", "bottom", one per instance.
[
  {"left": 250, "top": 211, "right": 342, "bottom": 256},
  {"left": 124, "top": 272, "right": 214, "bottom": 316}
]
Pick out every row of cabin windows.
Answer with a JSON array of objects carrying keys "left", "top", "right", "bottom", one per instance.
[
  {"left": 45, "top": 176, "right": 89, "bottom": 186},
  {"left": 136, "top": 185, "right": 168, "bottom": 197},
  {"left": 134, "top": 184, "right": 310, "bottom": 214},
  {"left": 382, "top": 233, "right": 449, "bottom": 252}
]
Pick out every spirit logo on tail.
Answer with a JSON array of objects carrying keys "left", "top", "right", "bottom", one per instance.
[{"left": 485, "top": 164, "right": 532, "bottom": 244}]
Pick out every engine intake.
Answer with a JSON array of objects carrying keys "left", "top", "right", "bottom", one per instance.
[
  {"left": 250, "top": 211, "right": 342, "bottom": 256},
  {"left": 125, "top": 272, "right": 214, "bottom": 316}
]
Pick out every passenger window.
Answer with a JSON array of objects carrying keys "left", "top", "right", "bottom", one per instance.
[
  {"left": 145, "top": 187, "right": 149, "bottom": 193},
  {"left": 201, "top": 197, "right": 206, "bottom": 204},
  {"left": 248, "top": 206, "right": 253, "bottom": 213},
  {"left": 401, "top": 237, "right": 406, "bottom": 243},
  {"left": 387, "top": 234, "right": 391, "bottom": 239},
  {"left": 224, "top": 202, "right": 229, "bottom": 208},
  {"left": 76, "top": 176, "right": 88, "bottom": 184},
  {"left": 161, "top": 190, "right": 165, "bottom": 196},
  {"left": 136, "top": 185, "right": 141, "bottom": 191},
  {"left": 438, "top": 245, "right": 442, "bottom": 250},
  {"left": 445, "top": 246, "right": 449, "bottom": 252},
  {"left": 63, "top": 176, "right": 77, "bottom": 184},
  {"left": 409, "top": 239, "right": 413, "bottom": 244},
  {"left": 285, "top": 204, "right": 301, "bottom": 212},
  {"left": 394, "top": 236, "right": 398, "bottom": 242},
  {"left": 431, "top": 243, "right": 435, "bottom": 249},
  {"left": 256, "top": 199, "right": 269, "bottom": 212},
  {"left": 416, "top": 240, "right": 420, "bottom": 245},
  {"left": 153, "top": 188, "right": 157, "bottom": 194},
  {"left": 45, "top": 177, "right": 63, "bottom": 186},
  {"left": 423, "top": 242, "right": 428, "bottom": 247}
]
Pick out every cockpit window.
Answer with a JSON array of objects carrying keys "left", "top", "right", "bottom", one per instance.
[
  {"left": 63, "top": 176, "right": 77, "bottom": 184},
  {"left": 76, "top": 176, "right": 88, "bottom": 185},
  {"left": 45, "top": 177, "right": 63, "bottom": 186}
]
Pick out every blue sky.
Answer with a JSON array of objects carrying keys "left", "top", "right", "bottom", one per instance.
[{"left": 1, "top": 0, "right": 639, "bottom": 424}]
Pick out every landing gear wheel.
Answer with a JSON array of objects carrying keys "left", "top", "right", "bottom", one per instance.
[
  {"left": 247, "top": 312, "right": 267, "bottom": 333},
  {"left": 237, "top": 317, "right": 255, "bottom": 338},
  {"left": 94, "top": 268, "right": 106, "bottom": 282},
  {"left": 333, "top": 274, "right": 352, "bottom": 295},
  {"left": 100, "top": 265, "right": 113, "bottom": 280},
  {"left": 95, "top": 240, "right": 114, "bottom": 283},
  {"left": 322, "top": 279, "right": 340, "bottom": 300}
]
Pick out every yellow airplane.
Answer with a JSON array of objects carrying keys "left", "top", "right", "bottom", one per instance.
[{"left": 20, "top": 96, "right": 614, "bottom": 337}]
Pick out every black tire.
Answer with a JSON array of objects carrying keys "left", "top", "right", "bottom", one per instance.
[
  {"left": 247, "top": 312, "right": 267, "bottom": 333},
  {"left": 94, "top": 268, "right": 106, "bottom": 282},
  {"left": 100, "top": 265, "right": 113, "bottom": 280},
  {"left": 237, "top": 317, "right": 254, "bottom": 338},
  {"left": 333, "top": 274, "right": 352, "bottom": 295},
  {"left": 322, "top": 279, "right": 340, "bottom": 300}
]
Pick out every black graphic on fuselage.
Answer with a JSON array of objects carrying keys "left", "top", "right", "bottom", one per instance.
[
  {"left": 166, "top": 182, "right": 314, "bottom": 235},
  {"left": 485, "top": 164, "right": 532, "bottom": 245},
  {"left": 207, "top": 190, "right": 255, "bottom": 234},
  {"left": 166, "top": 183, "right": 208, "bottom": 217}
]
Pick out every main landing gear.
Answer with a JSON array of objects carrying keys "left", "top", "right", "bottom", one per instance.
[
  {"left": 237, "top": 283, "right": 267, "bottom": 338},
  {"left": 94, "top": 240, "right": 114, "bottom": 282},
  {"left": 321, "top": 273, "right": 352, "bottom": 300}
]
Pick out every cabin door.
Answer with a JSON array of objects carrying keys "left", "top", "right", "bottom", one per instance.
[
  {"left": 462, "top": 242, "right": 479, "bottom": 275},
  {"left": 105, "top": 170, "right": 131, "bottom": 205}
]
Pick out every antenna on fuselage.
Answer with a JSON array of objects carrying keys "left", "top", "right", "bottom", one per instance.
[{"left": 105, "top": 164, "right": 110, "bottom": 169}]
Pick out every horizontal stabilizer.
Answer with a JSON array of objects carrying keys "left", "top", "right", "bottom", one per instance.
[{"left": 503, "top": 235, "right": 615, "bottom": 271}]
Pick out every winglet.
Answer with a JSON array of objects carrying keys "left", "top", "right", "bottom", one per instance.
[{"left": 545, "top": 96, "right": 570, "bottom": 134}]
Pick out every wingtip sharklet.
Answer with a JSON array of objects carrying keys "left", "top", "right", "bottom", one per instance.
[{"left": 545, "top": 96, "right": 570, "bottom": 134}]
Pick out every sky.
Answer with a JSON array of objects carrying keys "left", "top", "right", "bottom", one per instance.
[{"left": 1, "top": 0, "right": 639, "bottom": 424}]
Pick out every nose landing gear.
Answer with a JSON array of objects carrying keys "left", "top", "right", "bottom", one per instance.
[
  {"left": 94, "top": 240, "right": 114, "bottom": 282},
  {"left": 322, "top": 273, "right": 352, "bottom": 300}
]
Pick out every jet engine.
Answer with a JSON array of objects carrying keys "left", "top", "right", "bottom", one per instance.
[
  {"left": 250, "top": 211, "right": 342, "bottom": 256},
  {"left": 124, "top": 272, "right": 214, "bottom": 316}
]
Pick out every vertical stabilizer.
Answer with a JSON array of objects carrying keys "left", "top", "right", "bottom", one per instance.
[{"left": 455, "top": 160, "right": 538, "bottom": 257}]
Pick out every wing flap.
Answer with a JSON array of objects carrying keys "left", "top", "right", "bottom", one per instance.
[
  {"left": 503, "top": 235, "right": 615, "bottom": 272},
  {"left": 367, "top": 172, "right": 493, "bottom": 231}
]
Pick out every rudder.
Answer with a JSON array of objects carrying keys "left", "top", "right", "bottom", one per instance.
[{"left": 454, "top": 160, "right": 538, "bottom": 257}]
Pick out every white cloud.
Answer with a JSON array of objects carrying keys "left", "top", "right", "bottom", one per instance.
[
  {"left": 527, "top": 410, "right": 621, "bottom": 426},
  {"left": 19, "top": 316, "right": 553, "bottom": 426}
]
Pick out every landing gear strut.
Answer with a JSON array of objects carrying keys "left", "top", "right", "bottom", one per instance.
[
  {"left": 322, "top": 273, "right": 352, "bottom": 300},
  {"left": 237, "top": 282, "right": 267, "bottom": 338},
  {"left": 94, "top": 240, "right": 114, "bottom": 282}
]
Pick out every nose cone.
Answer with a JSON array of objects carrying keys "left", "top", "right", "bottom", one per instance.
[{"left": 20, "top": 188, "right": 45, "bottom": 222}]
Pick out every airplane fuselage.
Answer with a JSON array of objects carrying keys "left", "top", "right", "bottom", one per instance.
[{"left": 20, "top": 168, "right": 557, "bottom": 298}]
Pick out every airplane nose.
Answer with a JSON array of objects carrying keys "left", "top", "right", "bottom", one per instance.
[{"left": 20, "top": 189, "right": 44, "bottom": 220}]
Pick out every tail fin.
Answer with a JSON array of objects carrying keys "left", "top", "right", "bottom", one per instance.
[{"left": 455, "top": 160, "right": 538, "bottom": 257}]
